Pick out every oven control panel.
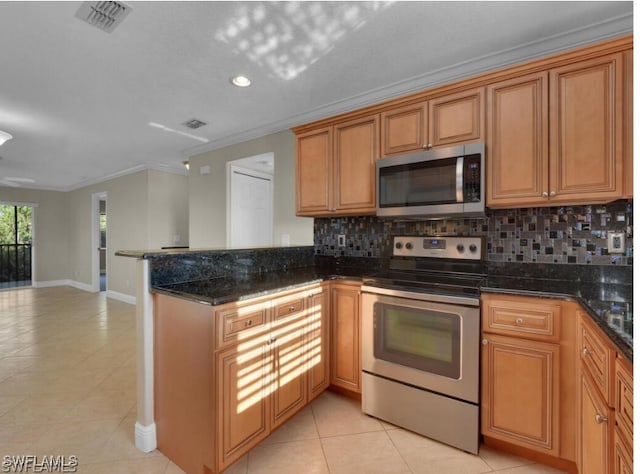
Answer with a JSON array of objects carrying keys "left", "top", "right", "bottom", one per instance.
[{"left": 393, "top": 236, "right": 484, "bottom": 260}]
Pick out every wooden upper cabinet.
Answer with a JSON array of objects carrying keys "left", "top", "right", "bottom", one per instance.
[
  {"left": 549, "top": 53, "right": 624, "bottom": 203},
  {"left": 295, "top": 116, "right": 378, "bottom": 217},
  {"left": 296, "top": 127, "right": 332, "bottom": 215},
  {"left": 381, "top": 87, "right": 484, "bottom": 157},
  {"left": 333, "top": 115, "right": 379, "bottom": 214},
  {"left": 381, "top": 102, "right": 427, "bottom": 156},
  {"left": 429, "top": 87, "right": 485, "bottom": 148},
  {"left": 623, "top": 50, "right": 633, "bottom": 198},
  {"left": 486, "top": 72, "right": 549, "bottom": 207}
]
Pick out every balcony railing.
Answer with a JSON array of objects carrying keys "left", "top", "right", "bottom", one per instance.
[{"left": 0, "top": 244, "right": 32, "bottom": 286}]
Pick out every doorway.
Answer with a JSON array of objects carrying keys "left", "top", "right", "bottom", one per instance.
[
  {"left": 228, "top": 153, "right": 274, "bottom": 248},
  {"left": 0, "top": 203, "right": 33, "bottom": 288},
  {"left": 92, "top": 192, "right": 107, "bottom": 292}
]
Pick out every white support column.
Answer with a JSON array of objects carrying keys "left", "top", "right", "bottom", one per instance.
[{"left": 134, "top": 258, "right": 157, "bottom": 452}]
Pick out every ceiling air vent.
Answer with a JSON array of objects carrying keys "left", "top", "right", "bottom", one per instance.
[
  {"left": 75, "top": 1, "right": 132, "bottom": 33},
  {"left": 183, "top": 119, "right": 208, "bottom": 130}
]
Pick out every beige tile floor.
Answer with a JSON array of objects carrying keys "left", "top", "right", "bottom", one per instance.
[{"left": 0, "top": 287, "right": 568, "bottom": 473}]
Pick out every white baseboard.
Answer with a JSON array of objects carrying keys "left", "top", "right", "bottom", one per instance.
[
  {"left": 107, "top": 289, "right": 136, "bottom": 305},
  {"left": 32, "top": 280, "right": 136, "bottom": 305},
  {"left": 33, "top": 279, "right": 73, "bottom": 288},
  {"left": 134, "top": 422, "right": 157, "bottom": 453},
  {"left": 70, "top": 280, "right": 95, "bottom": 292}
]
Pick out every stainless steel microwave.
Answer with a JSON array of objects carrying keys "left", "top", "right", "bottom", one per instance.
[{"left": 376, "top": 143, "right": 485, "bottom": 218}]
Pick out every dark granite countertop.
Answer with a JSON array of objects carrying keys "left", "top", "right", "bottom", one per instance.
[
  {"left": 150, "top": 258, "right": 632, "bottom": 362},
  {"left": 152, "top": 265, "right": 370, "bottom": 306}
]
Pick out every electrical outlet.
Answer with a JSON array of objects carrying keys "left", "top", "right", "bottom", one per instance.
[
  {"left": 608, "top": 232, "right": 626, "bottom": 254},
  {"left": 338, "top": 234, "right": 346, "bottom": 247}
]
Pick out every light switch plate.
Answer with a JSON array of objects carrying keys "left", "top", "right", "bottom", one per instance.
[{"left": 607, "top": 232, "right": 626, "bottom": 254}]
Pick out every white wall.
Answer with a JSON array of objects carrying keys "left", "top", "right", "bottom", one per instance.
[
  {"left": 0, "top": 169, "right": 189, "bottom": 299},
  {"left": 67, "top": 169, "right": 189, "bottom": 297},
  {"left": 188, "top": 130, "right": 313, "bottom": 247}
]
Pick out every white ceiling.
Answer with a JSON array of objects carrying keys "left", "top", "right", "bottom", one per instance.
[{"left": 0, "top": 1, "right": 633, "bottom": 191}]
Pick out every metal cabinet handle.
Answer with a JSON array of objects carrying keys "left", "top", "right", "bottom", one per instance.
[
  {"left": 542, "top": 191, "right": 549, "bottom": 197},
  {"left": 595, "top": 413, "right": 608, "bottom": 424},
  {"left": 289, "top": 305, "right": 297, "bottom": 312},
  {"left": 550, "top": 191, "right": 557, "bottom": 197},
  {"left": 481, "top": 339, "right": 488, "bottom": 345},
  {"left": 582, "top": 347, "right": 592, "bottom": 356},
  {"left": 515, "top": 318, "right": 524, "bottom": 326},
  {"left": 245, "top": 319, "right": 253, "bottom": 327}
]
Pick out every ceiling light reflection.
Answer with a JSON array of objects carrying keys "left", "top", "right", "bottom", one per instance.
[{"left": 215, "top": 1, "right": 394, "bottom": 81}]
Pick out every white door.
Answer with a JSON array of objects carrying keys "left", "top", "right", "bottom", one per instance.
[{"left": 229, "top": 165, "right": 273, "bottom": 248}]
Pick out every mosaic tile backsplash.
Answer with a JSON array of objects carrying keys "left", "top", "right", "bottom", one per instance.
[{"left": 314, "top": 200, "right": 633, "bottom": 265}]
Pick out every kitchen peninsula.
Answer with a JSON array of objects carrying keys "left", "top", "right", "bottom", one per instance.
[{"left": 117, "top": 243, "right": 632, "bottom": 474}]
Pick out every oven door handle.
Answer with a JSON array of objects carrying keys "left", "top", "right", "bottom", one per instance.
[
  {"left": 456, "top": 157, "right": 464, "bottom": 203},
  {"left": 361, "top": 285, "right": 479, "bottom": 307}
]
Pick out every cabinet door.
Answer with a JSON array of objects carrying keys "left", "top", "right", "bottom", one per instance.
[
  {"left": 429, "top": 87, "right": 485, "bottom": 148},
  {"left": 308, "top": 287, "right": 330, "bottom": 401},
  {"left": 623, "top": 50, "right": 633, "bottom": 198},
  {"left": 549, "top": 53, "right": 623, "bottom": 203},
  {"left": 217, "top": 339, "right": 270, "bottom": 471},
  {"left": 614, "top": 427, "right": 633, "bottom": 474},
  {"left": 579, "top": 371, "right": 614, "bottom": 474},
  {"left": 270, "top": 310, "right": 308, "bottom": 430},
  {"left": 486, "top": 72, "right": 549, "bottom": 207},
  {"left": 333, "top": 115, "right": 379, "bottom": 215},
  {"left": 296, "top": 127, "right": 332, "bottom": 215},
  {"left": 481, "top": 334, "right": 560, "bottom": 455},
  {"left": 579, "top": 312, "right": 615, "bottom": 406},
  {"left": 330, "top": 283, "right": 361, "bottom": 392},
  {"left": 380, "top": 102, "right": 428, "bottom": 156}
]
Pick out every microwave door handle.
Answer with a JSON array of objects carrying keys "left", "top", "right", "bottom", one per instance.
[{"left": 456, "top": 157, "right": 464, "bottom": 202}]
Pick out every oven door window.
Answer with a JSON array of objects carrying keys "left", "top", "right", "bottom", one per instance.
[{"left": 373, "top": 302, "right": 461, "bottom": 379}]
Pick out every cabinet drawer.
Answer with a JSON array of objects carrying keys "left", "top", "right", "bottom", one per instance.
[
  {"left": 579, "top": 312, "right": 615, "bottom": 406},
  {"left": 482, "top": 296, "right": 560, "bottom": 341},
  {"left": 615, "top": 356, "right": 633, "bottom": 450},
  {"left": 274, "top": 296, "right": 305, "bottom": 320},
  {"left": 216, "top": 303, "right": 269, "bottom": 349}
]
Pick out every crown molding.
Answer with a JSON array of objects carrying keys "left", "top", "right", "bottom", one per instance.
[{"left": 184, "top": 13, "right": 632, "bottom": 159}]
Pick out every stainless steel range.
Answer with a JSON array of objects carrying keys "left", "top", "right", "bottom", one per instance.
[{"left": 361, "top": 236, "right": 486, "bottom": 454}]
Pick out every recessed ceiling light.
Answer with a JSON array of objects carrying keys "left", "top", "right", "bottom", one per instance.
[
  {"left": 0, "top": 130, "right": 12, "bottom": 146},
  {"left": 230, "top": 75, "right": 251, "bottom": 87}
]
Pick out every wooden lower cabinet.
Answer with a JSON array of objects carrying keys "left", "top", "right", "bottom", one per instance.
[
  {"left": 308, "top": 288, "right": 331, "bottom": 401},
  {"left": 330, "top": 281, "right": 361, "bottom": 393},
  {"left": 482, "top": 334, "right": 560, "bottom": 454},
  {"left": 614, "top": 427, "right": 633, "bottom": 474},
  {"left": 481, "top": 294, "right": 578, "bottom": 472},
  {"left": 579, "top": 371, "right": 614, "bottom": 474},
  {"left": 576, "top": 311, "right": 633, "bottom": 474},
  {"left": 216, "top": 340, "right": 271, "bottom": 471},
  {"left": 154, "top": 283, "right": 331, "bottom": 474}
]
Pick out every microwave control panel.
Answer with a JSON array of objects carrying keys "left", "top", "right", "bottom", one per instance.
[{"left": 463, "top": 154, "right": 482, "bottom": 203}]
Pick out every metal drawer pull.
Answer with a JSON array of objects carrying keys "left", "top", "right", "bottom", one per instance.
[
  {"left": 595, "top": 413, "right": 608, "bottom": 424},
  {"left": 582, "top": 347, "right": 592, "bottom": 356},
  {"left": 481, "top": 339, "right": 488, "bottom": 345},
  {"left": 289, "top": 305, "right": 297, "bottom": 312},
  {"left": 245, "top": 319, "right": 253, "bottom": 327},
  {"left": 515, "top": 318, "right": 524, "bottom": 325}
]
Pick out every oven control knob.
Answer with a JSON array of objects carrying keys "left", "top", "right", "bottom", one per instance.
[
  {"left": 456, "top": 244, "right": 465, "bottom": 253},
  {"left": 395, "top": 242, "right": 403, "bottom": 249},
  {"left": 405, "top": 242, "right": 413, "bottom": 250},
  {"left": 469, "top": 244, "right": 478, "bottom": 253}
]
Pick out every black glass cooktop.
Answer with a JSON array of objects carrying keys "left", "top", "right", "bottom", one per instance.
[{"left": 363, "top": 269, "right": 487, "bottom": 298}]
